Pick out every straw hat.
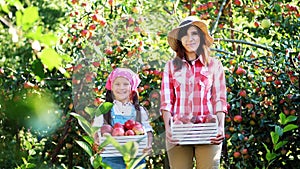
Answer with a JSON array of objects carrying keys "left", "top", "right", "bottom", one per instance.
[{"left": 167, "top": 16, "right": 214, "bottom": 51}]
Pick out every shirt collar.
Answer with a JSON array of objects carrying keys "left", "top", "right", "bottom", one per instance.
[
  {"left": 113, "top": 100, "right": 132, "bottom": 106},
  {"left": 182, "top": 56, "right": 202, "bottom": 65}
]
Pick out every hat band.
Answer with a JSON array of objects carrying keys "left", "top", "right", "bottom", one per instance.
[{"left": 179, "top": 20, "right": 193, "bottom": 27}]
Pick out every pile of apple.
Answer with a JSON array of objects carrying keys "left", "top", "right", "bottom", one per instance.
[
  {"left": 100, "top": 119, "right": 145, "bottom": 136},
  {"left": 173, "top": 114, "right": 217, "bottom": 124}
]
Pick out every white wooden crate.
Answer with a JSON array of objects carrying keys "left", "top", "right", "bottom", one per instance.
[
  {"left": 99, "top": 134, "right": 148, "bottom": 157},
  {"left": 171, "top": 115, "right": 218, "bottom": 145}
]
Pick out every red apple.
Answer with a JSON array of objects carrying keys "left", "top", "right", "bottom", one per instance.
[
  {"left": 207, "top": 2, "right": 213, "bottom": 8},
  {"left": 206, "top": 114, "right": 216, "bottom": 123},
  {"left": 105, "top": 48, "right": 113, "bottom": 55},
  {"left": 191, "top": 116, "right": 205, "bottom": 124},
  {"left": 225, "top": 116, "right": 231, "bottom": 123},
  {"left": 89, "top": 24, "right": 96, "bottom": 30},
  {"left": 239, "top": 90, "right": 247, "bottom": 97},
  {"left": 234, "top": 0, "right": 241, "bottom": 6},
  {"left": 132, "top": 124, "right": 144, "bottom": 135},
  {"left": 112, "top": 127, "right": 125, "bottom": 136},
  {"left": 233, "top": 115, "right": 243, "bottom": 123},
  {"left": 173, "top": 120, "right": 183, "bottom": 125},
  {"left": 113, "top": 122, "right": 124, "bottom": 129},
  {"left": 233, "top": 151, "right": 241, "bottom": 158},
  {"left": 125, "top": 129, "right": 135, "bottom": 136},
  {"left": 235, "top": 67, "right": 246, "bottom": 75},
  {"left": 180, "top": 116, "right": 190, "bottom": 124},
  {"left": 173, "top": 114, "right": 180, "bottom": 122},
  {"left": 124, "top": 119, "right": 136, "bottom": 130},
  {"left": 100, "top": 124, "right": 113, "bottom": 136},
  {"left": 80, "top": 30, "right": 89, "bottom": 37},
  {"left": 128, "top": 17, "right": 135, "bottom": 25}
]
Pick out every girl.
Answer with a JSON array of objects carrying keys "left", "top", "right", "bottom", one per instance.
[
  {"left": 93, "top": 68, "right": 153, "bottom": 168},
  {"left": 160, "top": 16, "right": 228, "bottom": 169}
]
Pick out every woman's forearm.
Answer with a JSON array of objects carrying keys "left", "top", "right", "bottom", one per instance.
[
  {"left": 162, "top": 110, "right": 172, "bottom": 129},
  {"left": 216, "top": 111, "right": 225, "bottom": 133}
]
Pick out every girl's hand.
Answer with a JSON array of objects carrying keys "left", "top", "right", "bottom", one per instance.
[{"left": 143, "top": 146, "right": 153, "bottom": 155}]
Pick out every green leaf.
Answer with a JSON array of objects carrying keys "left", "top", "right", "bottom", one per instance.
[
  {"left": 91, "top": 126, "right": 100, "bottom": 137},
  {"left": 61, "top": 54, "right": 73, "bottom": 62},
  {"left": 262, "top": 143, "right": 270, "bottom": 153},
  {"left": 40, "top": 33, "right": 58, "bottom": 46},
  {"left": 279, "top": 113, "right": 286, "bottom": 125},
  {"left": 283, "top": 124, "right": 298, "bottom": 133},
  {"left": 274, "top": 125, "right": 283, "bottom": 136},
  {"left": 16, "top": 10, "right": 22, "bottom": 27},
  {"left": 122, "top": 141, "right": 138, "bottom": 161},
  {"left": 32, "top": 59, "right": 45, "bottom": 81},
  {"left": 91, "top": 155, "right": 102, "bottom": 169},
  {"left": 99, "top": 135, "right": 118, "bottom": 150},
  {"left": 22, "top": 7, "right": 39, "bottom": 31},
  {"left": 266, "top": 152, "right": 278, "bottom": 162},
  {"left": 0, "top": 3, "right": 10, "bottom": 14},
  {"left": 274, "top": 141, "right": 288, "bottom": 151},
  {"left": 40, "top": 48, "right": 62, "bottom": 71},
  {"left": 75, "top": 140, "right": 92, "bottom": 157},
  {"left": 270, "top": 131, "right": 279, "bottom": 145},
  {"left": 70, "top": 112, "right": 92, "bottom": 136},
  {"left": 26, "top": 163, "right": 36, "bottom": 169},
  {"left": 95, "top": 102, "right": 114, "bottom": 117},
  {"left": 85, "top": 107, "right": 96, "bottom": 117},
  {"left": 82, "top": 135, "right": 94, "bottom": 146},
  {"left": 127, "top": 153, "right": 147, "bottom": 169},
  {"left": 285, "top": 115, "right": 297, "bottom": 124}
]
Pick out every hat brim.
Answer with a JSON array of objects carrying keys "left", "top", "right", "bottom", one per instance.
[{"left": 167, "top": 21, "right": 214, "bottom": 51}]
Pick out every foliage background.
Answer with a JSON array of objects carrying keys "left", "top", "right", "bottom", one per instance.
[{"left": 0, "top": 0, "right": 299, "bottom": 168}]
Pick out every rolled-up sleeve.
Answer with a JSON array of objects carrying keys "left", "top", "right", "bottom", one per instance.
[
  {"left": 160, "top": 61, "right": 174, "bottom": 113},
  {"left": 211, "top": 59, "right": 228, "bottom": 114},
  {"left": 140, "top": 107, "right": 153, "bottom": 133}
]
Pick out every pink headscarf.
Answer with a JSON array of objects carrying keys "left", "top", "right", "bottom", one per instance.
[{"left": 105, "top": 68, "right": 141, "bottom": 92}]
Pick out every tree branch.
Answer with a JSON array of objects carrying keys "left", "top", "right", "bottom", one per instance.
[
  {"left": 210, "top": 0, "right": 228, "bottom": 35},
  {"left": 214, "top": 38, "right": 274, "bottom": 52},
  {"left": 211, "top": 48, "right": 235, "bottom": 56}
]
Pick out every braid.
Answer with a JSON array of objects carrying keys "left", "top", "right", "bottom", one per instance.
[
  {"left": 131, "top": 91, "right": 142, "bottom": 122},
  {"left": 103, "top": 90, "right": 114, "bottom": 125}
]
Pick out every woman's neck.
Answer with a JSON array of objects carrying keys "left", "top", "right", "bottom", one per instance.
[{"left": 185, "top": 52, "right": 197, "bottom": 61}]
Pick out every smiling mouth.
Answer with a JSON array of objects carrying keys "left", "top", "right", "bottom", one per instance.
[{"left": 186, "top": 43, "right": 196, "bottom": 46}]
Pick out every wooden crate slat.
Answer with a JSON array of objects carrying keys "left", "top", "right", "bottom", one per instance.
[
  {"left": 171, "top": 115, "right": 218, "bottom": 145},
  {"left": 99, "top": 134, "right": 148, "bottom": 157}
]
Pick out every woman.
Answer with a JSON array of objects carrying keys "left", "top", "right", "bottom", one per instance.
[{"left": 160, "top": 16, "right": 227, "bottom": 169}]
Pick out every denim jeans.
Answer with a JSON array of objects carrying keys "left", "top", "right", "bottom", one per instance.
[{"left": 102, "top": 157, "right": 146, "bottom": 169}]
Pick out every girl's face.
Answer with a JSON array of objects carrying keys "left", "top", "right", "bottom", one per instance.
[
  {"left": 111, "top": 77, "right": 131, "bottom": 103},
  {"left": 180, "top": 26, "right": 201, "bottom": 55}
]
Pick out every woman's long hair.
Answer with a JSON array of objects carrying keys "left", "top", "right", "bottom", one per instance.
[
  {"left": 173, "top": 25, "right": 211, "bottom": 71},
  {"left": 103, "top": 90, "right": 142, "bottom": 125}
]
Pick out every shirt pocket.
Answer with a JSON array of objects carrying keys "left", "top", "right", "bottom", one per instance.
[
  {"left": 172, "top": 71, "right": 184, "bottom": 89},
  {"left": 198, "top": 74, "right": 213, "bottom": 92}
]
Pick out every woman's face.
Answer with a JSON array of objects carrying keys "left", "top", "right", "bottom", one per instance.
[
  {"left": 111, "top": 77, "right": 131, "bottom": 103},
  {"left": 180, "top": 26, "right": 201, "bottom": 55}
]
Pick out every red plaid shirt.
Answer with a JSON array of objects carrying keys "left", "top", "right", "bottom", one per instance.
[{"left": 160, "top": 57, "right": 227, "bottom": 118}]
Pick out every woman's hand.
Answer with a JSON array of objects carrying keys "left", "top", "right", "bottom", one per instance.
[
  {"left": 162, "top": 110, "right": 179, "bottom": 145},
  {"left": 165, "top": 123, "right": 179, "bottom": 145},
  {"left": 210, "top": 126, "right": 225, "bottom": 145}
]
